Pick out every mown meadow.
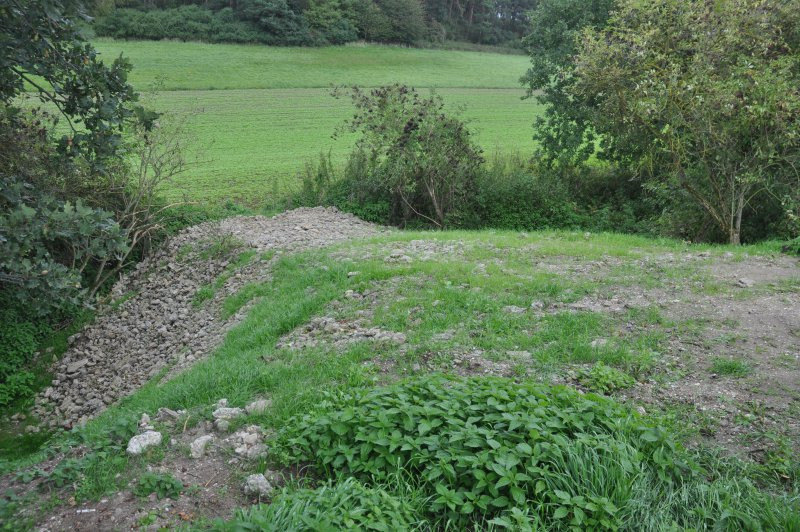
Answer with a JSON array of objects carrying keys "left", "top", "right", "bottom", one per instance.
[{"left": 91, "top": 39, "right": 539, "bottom": 203}]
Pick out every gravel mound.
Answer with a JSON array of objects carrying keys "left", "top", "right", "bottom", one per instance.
[{"left": 33, "top": 207, "right": 384, "bottom": 429}]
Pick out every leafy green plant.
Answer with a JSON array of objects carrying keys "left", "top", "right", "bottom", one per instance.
[
  {"left": 282, "top": 375, "right": 692, "bottom": 528},
  {"left": 333, "top": 85, "right": 484, "bottom": 228},
  {"left": 576, "top": 362, "right": 635, "bottom": 394},
  {"left": 133, "top": 472, "right": 184, "bottom": 500},
  {"left": 710, "top": 358, "right": 751, "bottom": 378},
  {"left": 216, "top": 477, "right": 422, "bottom": 530}
]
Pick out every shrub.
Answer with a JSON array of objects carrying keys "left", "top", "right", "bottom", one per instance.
[
  {"left": 304, "top": 0, "right": 358, "bottom": 44},
  {"left": 282, "top": 375, "right": 691, "bottom": 528},
  {"left": 217, "top": 477, "right": 422, "bottom": 530},
  {"left": 236, "top": 0, "right": 316, "bottom": 45},
  {"left": 0, "top": 173, "right": 128, "bottom": 317},
  {"left": 333, "top": 85, "right": 483, "bottom": 228},
  {"left": 566, "top": 0, "right": 800, "bottom": 244},
  {"left": 0, "top": 301, "right": 52, "bottom": 406}
]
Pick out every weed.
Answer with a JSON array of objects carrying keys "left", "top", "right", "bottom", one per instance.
[
  {"left": 199, "top": 235, "right": 243, "bottom": 261},
  {"left": 576, "top": 362, "right": 635, "bottom": 394},
  {"left": 711, "top": 357, "right": 751, "bottom": 378},
  {"left": 133, "top": 472, "right": 184, "bottom": 500},
  {"left": 216, "top": 477, "right": 423, "bottom": 531},
  {"left": 281, "top": 375, "right": 691, "bottom": 528}
]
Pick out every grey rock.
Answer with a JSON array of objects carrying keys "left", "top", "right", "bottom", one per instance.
[
  {"left": 190, "top": 435, "right": 214, "bottom": 458},
  {"left": 66, "top": 359, "right": 88, "bottom": 373},
  {"left": 213, "top": 407, "right": 244, "bottom": 420},
  {"left": 243, "top": 474, "right": 273, "bottom": 498},
  {"left": 126, "top": 431, "right": 162, "bottom": 455},
  {"left": 245, "top": 399, "right": 272, "bottom": 415},
  {"left": 34, "top": 208, "right": 384, "bottom": 429}
]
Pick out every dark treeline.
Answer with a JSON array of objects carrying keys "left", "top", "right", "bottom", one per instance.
[{"left": 93, "top": 0, "right": 535, "bottom": 47}]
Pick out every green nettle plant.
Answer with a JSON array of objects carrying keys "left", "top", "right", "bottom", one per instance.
[
  {"left": 282, "top": 375, "right": 691, "bottom": 528},
  {"left": 566, "top": 0, "right": 800, "bottom": 244},
  {"left": 335, "top": 85, "right": 483, "bottom": 228}
]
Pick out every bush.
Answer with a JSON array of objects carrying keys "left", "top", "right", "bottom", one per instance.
[
  {"left": 0, "top": 305, "right": 42, "bottom": 406},
  {"left": 566, "top": 0, "right": 800, "bottom": 244},
  {"left": 305, "top": 0, "right": 358, "bottom": 44},
  {"left": 331, "top": 85, "right": 483, "bottom": 228},
  {"left": 237, "top": 0, "right": 317, "bottom": 45},
  {"left": 297, "top": 150, "right": 657, "bottom": 233},
  {"left": 218, "top": 477, "right": 422, "bottom": 530},
  {"left": 282, "top": 375, "right": 691, "bottom": 528},
  {"left": 0, "top": 176, "right": 127, "bottom": 312}
]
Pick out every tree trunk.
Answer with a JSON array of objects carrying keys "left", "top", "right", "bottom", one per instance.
[{"left": 729, "top": 190, "right": 745, "bottom": 245}]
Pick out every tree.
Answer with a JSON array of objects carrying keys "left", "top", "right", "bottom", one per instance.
[
  {"left": 336, "top": 85, "right": 483, "bottom": 227},
  {"left": 520, "top": 0, "right": 615, "bottom": 166},
  {"left": 1, "top": 0, "right": 153, "bottom": 164},
  {"left": 565, "top": 0, "right": 800, "bottom": 244}
]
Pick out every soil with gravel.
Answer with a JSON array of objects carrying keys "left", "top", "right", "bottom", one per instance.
[{"left": 32, "top": 207, "right": 385, "bottom": 430}]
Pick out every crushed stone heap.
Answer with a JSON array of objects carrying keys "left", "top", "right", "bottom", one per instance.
[{"left": 33, "top": 207, "right": 385, "bottom": 429}]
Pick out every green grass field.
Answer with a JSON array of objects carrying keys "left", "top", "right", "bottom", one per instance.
[{"left": 91, "top": 40, "right": 539, "bottom": 203}]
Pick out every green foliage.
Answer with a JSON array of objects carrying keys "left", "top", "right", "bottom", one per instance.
[
  {"left": 133, "top": 472, "right": 184, "bottom": 500},
  {"left": 331, "top": 85, "right": 483, "bottom": 228},
  {"left": 783, "top": 238, "right": 800, "bottom": 256},
  {"left": 95, "top": 6, "right": 269, "bottom": 44},
  {"left": 237, "top": 0, "right": 316, "bottom": 45},
  {"left": 97, "top": 0, "right": 530, "bottom": 46},
  {"left": 304, "top": 0, "right": 358, "bottom": 44},
  {"left": 576, "top": 362, "right": 635, "bottom": 395},
  {"left": 217, "top": 477, "right": 422, "bottom": 530},
  {"left": 1, "top": 0, "right": 152, "bottom": 162},
  {"left": 300, "top": 151, "right": 656, "bottom": 232},
  {"left": 0, "top": 174, "right": 128, "bottom": 316},
  {"left": 520, "top": 0, "right": 615, "bottom": 167},
  {"left": 710, "top": 358, "right": 751, "bottom": 379},
  {"left": 566, "top": 0, "right": 800, "bottom": 244},
  {"left": 0, "top": 304, "right": 43, "bottom": 405},
  {"left": 282, "top": 375, "right": 691, "bottom": 527}
]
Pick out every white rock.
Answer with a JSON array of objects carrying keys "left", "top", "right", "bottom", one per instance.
[
  {"left": 190, "top": 435, "right": 214, "bottom": 459},
  {"left": 245, "top": 399, "right": 272, "bottom": 415},
  {"left": 590, "top": 338, "right": 608, "bottom": 348},
  {"left": 243, "top": 474, "right": 273, "bottom": 498},
  {"left": 213, "top": 407, "right": 244, "bottom": 420},
  {"left": 126, "top": 431, "right": 162, "bottom": 455}
]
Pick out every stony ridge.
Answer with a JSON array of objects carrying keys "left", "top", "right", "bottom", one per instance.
[{"left": 33, "top": 207, "right": 385, "bottom": 429}]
